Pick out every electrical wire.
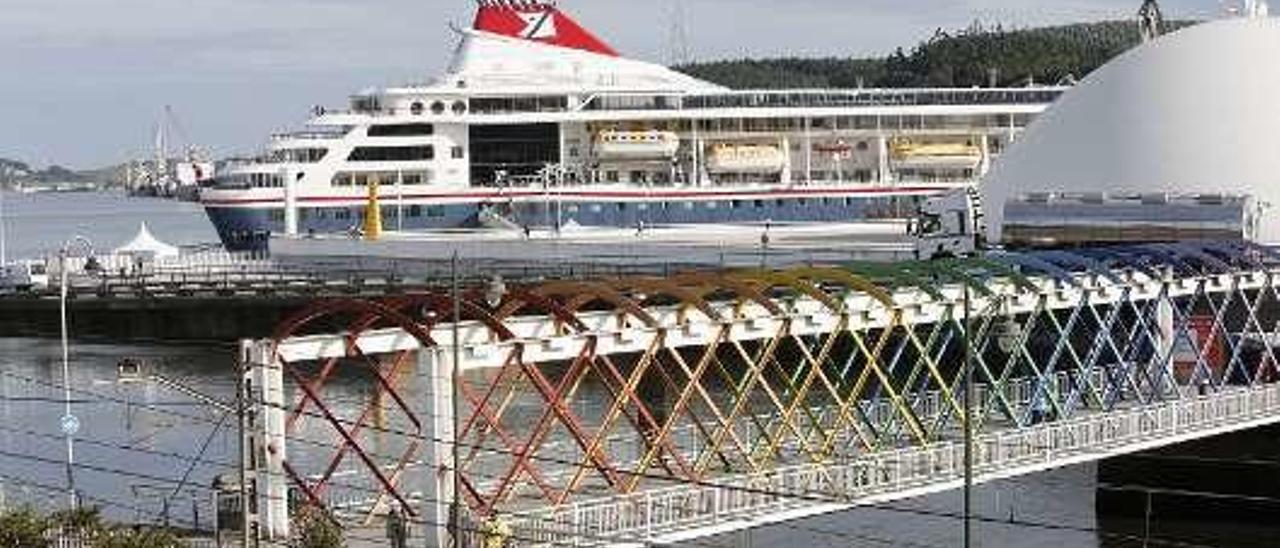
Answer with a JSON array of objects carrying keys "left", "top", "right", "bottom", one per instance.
[{"left": 0, "top": 368, "right": 1255, "bottom": 548}]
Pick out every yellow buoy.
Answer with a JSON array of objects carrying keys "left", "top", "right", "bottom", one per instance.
[{"left": 363, "top": 176, "right": 383, "bottom": 241}]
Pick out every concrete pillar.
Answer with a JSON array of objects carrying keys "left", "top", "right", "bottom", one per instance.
[
  {"left": 420, "top": 347, "right": 456, "bottom": 548},
  {"left": 247, "top": 341, "right": 290, "bottom": 540}
]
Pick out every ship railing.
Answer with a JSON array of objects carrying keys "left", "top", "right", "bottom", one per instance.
[{"left": 579, "top": 87, "right": 1068, "bottom": 113}]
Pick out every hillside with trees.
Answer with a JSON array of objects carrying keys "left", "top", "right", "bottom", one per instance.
[{"left": 676, "top": 20, "right": 1195, "bottom": 89}]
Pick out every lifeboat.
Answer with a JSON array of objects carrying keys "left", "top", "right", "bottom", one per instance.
[
  {"left": 594, "top": 130, "right": 681, "bottom": 160},
  {"left": 889, "top": 138, "right": 983, "bottom": 169},
  {"left": 706, "top": 143, "right": 787, "bottom": 173}
]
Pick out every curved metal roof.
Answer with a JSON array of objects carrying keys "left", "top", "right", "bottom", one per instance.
[{"left": 983, "top": 17, "right": 1280, "bottom": 243}]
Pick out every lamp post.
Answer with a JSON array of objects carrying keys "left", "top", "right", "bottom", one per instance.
[{"left": 59, "top": 235, "right": 94, "bottom": 509}]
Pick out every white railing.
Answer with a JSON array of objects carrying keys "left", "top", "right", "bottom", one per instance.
[{"left": 510, "top": 383, "right": 1280, "bottom": 546}]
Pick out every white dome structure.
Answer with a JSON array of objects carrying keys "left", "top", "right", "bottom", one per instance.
[{"left": 983, "top": 16, "right": 1280, "bottom": 243}]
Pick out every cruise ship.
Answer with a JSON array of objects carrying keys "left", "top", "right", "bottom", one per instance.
[{"left": 201, "top": 0, "right": 1066, "bottom": 251}]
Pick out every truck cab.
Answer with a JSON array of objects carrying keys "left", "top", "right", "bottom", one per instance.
[{"left": 911, "top": 188, "right": 985, "bottom": 260}]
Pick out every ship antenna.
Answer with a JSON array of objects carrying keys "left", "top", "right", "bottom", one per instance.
[{"left": 665, "top": 0, "right": 691, "bottom": 66}]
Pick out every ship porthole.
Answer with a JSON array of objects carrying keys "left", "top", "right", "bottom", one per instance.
[
  {"left": 452, "top": 101, "right": 467, "bottom": 115},
  {"left": 410, "top": 101, "right": 424, "bottom": 115},
  {"left": 430, "top": 101, "right": 446, "bottom": 115}
]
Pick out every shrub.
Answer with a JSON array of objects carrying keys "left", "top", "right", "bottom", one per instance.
[
  {"left": 289, "top": 506, "right": 344, "bottom": 548},
  {"left": 0, "top": 506, "right": 50, "bottom": 547},
  {"left": 92, "top": 527, "right": 184, "bottom": 548}
]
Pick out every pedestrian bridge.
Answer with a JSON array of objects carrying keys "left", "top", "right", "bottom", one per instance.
[{"left": 239, "top": 241, "right": 1280, "bottom": 547}]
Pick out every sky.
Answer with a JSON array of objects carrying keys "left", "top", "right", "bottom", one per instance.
[{"left": 0, "top": 0, "right": 1223, "bottom": 168}]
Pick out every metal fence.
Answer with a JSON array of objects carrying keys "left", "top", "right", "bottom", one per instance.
[{"left": 510, "top": 383, "right": 1280, "bottom": 546}]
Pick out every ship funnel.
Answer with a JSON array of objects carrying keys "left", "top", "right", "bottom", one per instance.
[{"left": 473, "top": 0, "right": 618, "bottom": 56}]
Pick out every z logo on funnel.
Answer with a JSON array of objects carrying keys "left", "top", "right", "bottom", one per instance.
[{"left": 519, "top": 11, "right": 557, "bottom": 39}]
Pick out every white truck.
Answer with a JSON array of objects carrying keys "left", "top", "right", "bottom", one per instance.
[{"left": 911, "top": 188, "right": 985, "bottom": 260}]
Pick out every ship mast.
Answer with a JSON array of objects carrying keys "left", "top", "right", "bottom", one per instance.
[{"left": 1138, "top": 0, "right": 1166, "bottom": 42}]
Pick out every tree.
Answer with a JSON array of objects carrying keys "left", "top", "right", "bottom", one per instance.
[
  {"left": 0, "top": 506, "right": 50, "bottom": 547},
  {"left": 92, "top": 527, "right": 184, "bottom": 548},
  {"left": 675, "top": 19, "right": 1197, "bottom": 90},
  {"left": 50, "top": 506, "right": 105, "bottom": 537},
  {"left": 289, "top": 506, "right": 345, "bottom": 548}
]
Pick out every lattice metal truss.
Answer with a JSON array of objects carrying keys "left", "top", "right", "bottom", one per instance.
[{"left": 264, "top": 240, "right": 1280, "bottom": 523}]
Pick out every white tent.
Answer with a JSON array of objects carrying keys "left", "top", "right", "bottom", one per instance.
[{"left": 115, "top": 222, "right": 180, "bottom": 259}]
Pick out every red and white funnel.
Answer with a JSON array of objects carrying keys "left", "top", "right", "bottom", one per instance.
[{"left": 472, "top": 0, "right": 619, "bottom": 57}]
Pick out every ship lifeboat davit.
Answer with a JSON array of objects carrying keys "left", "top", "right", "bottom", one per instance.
[
  {"left": 890, "top": 138, "right": 983, "bottom": 169},
  {"left": 594, "top": 130, "right": 681, "bottom": 160},
  {"left": 706, "top": 143, "right": 787, "bottom": 173}
]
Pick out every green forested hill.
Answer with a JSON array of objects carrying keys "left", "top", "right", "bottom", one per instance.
[{"left": 676, "top": 20, "right": 1194, "bottom": 89}]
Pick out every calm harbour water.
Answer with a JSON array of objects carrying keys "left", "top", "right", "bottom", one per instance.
[{"left": 0, "top": 192, "right": 1272, "bottom": 546}]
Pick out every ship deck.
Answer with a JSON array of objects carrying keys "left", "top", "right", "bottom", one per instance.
[{"left": 270, "top": 221, "right": 916, "bottom": 272}]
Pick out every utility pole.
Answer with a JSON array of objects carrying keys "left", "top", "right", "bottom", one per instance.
[
  {"left": 238, "top": 352, "right": 251, "bottom": 548},
  {"left": 450, "top": 251, "right": 463, "bottom": 548},
  {"left": 962, "top": 284, "right": 974, "bottom": 548}
]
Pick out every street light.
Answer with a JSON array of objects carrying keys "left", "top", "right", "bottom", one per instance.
[{"left": 59, "top": 234, "right": 95, "bottom": 509}]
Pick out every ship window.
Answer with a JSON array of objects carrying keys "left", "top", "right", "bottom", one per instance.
[
  {"left": 617, "top": 203, "right": 627, "bottom": 212},
  {"left": 567, "top": 204, "right": 580, "bottom": 213},
  {"left": 605, "top": 171, "right": 619, "bottom": 183},
  {"left": 683, "top": 202, "right": 695, "bottom": 210},
  {"left": 269, "top": 209, "right": 284, "bottom": 222},
  {"left": 427, "top": 206, "right": 446, "bottom": 217},
  {"left": 452, "top": 101, "right": 467, "bottom": 115},
  {"left": 368, "top": 124, "right": 434, "bottom": 137},
  {"left": 408, "top": 205, "right": 422, "bottom": 218},
  {"left": 732, "top": 200, "right": 745, "bottom": 209},
  {"left": 410, "top": 102, "right": 424, "bottom": 115},
  {"left": 451, "top": 146, "right": 465, "bottom": 160},
  {"left": 401, "top": 172, "right": 423, "bottom": 185},
  {"left": 431, "top": 101, "right": 446, "bottom": 115},
  {"left": 336, "top": 209, "right": 351, "bottom": 221},
  {"left": 348, "top": 146, "right": 434, "bottom": 162},
  {"left": 332, "top": 173, "right": 353, "bottom": 187},
  {"left": 754, "top": 200, "right": 765, "bottom": 208},
  {"left": 705, "top": 202, "right": 717, "bottom": 210},
  {"left": 590, "top": 204, "right": 603, "bottom": 213},
  {"left": 637, "top": 203, "right": 649, "bottom": 211}
]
